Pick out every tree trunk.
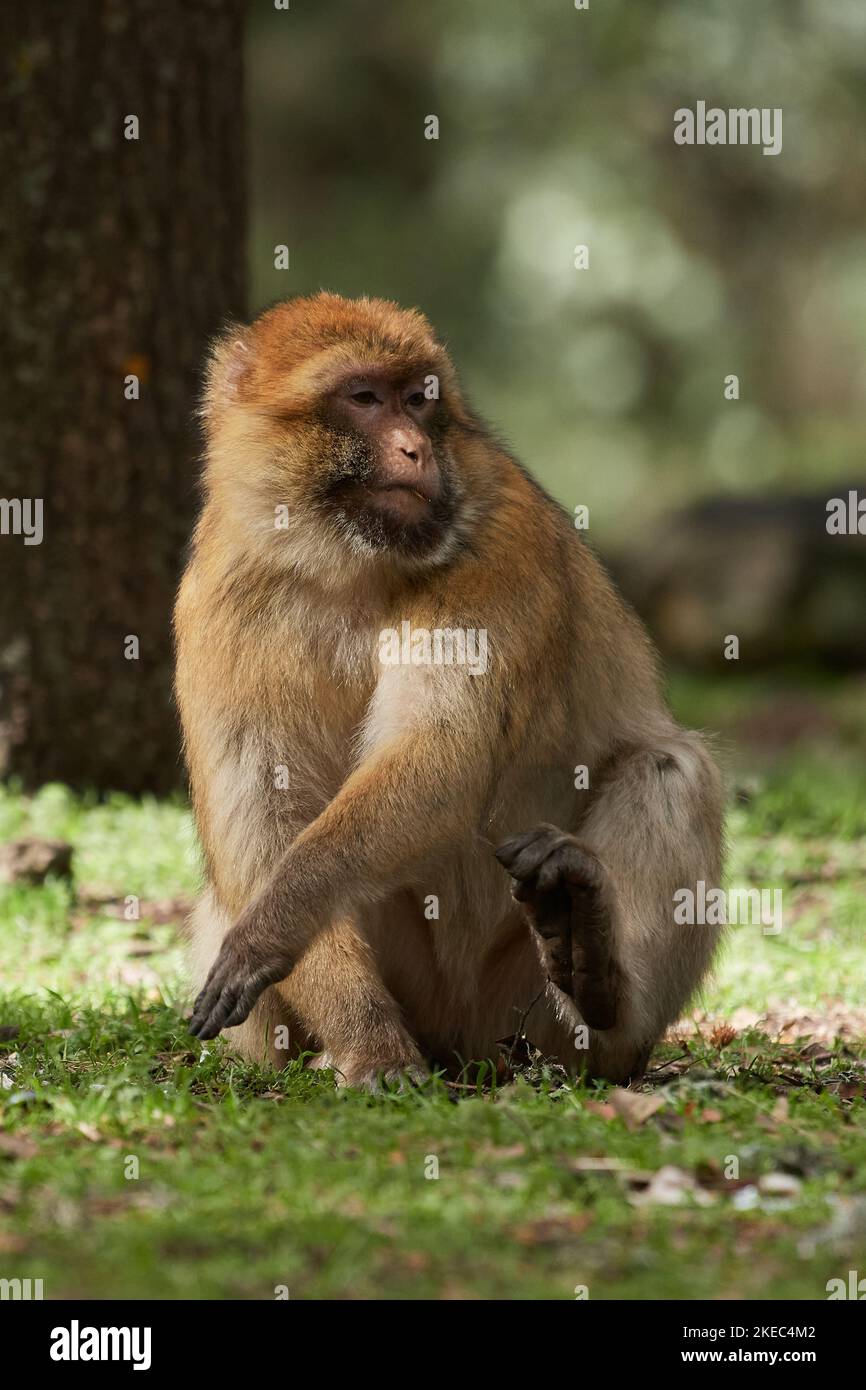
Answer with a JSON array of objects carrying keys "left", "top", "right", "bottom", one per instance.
[{"left": 0, "top": 0, "right": 246, "bottom": 793}]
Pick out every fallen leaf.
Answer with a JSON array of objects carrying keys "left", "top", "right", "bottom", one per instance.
[
  {"left": 568, "top": 1156, "right": 631, "bottom": 1174},
  {"left": 568, "top": 1156, "right": 654, "bottom": 1187},
  {"left": 759, "top": 1172, "right": 801, "bottom": 1199},
  {"left": 0, "top": 1232, "right": 28, "bottom": 1253},
  {"left": 402, "top": 1251, "right": 429, "bottom": 1271},
  {"left": 479, "top": 1143, "right": 526, "bottom": 1161},
  {"left": 584, "top": 1100, "right": 615, "bottom": 1121},
  {"left": 608, "top": 1088, "right": 666, "bottom": 1130},
  {"left": 694, "top": 1159, "right": 753, "bottom": 1192},
  {"left": 630, "top": 1165, "right": 715, "bottom": 1208},
  {"left": 0, "top": 837, "right": 73, "bottom": 885},
  {"left": 0, "top": 1133, "right": 38, "bottom": 1159},
  {"left": 495, "top": 1170, "right": 525, "bottom": 1190},
  {"left": 512, "top": 1213, "right": 591, "bottom": 1244}
]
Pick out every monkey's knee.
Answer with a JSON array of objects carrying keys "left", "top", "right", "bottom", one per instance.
[{"left": 269, "top": 920, "right": 427, "bottom": 1087}]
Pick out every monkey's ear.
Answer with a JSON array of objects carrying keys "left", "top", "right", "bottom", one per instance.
[{"left": 203, "top": 325, "right": 253, "bottom": 418}]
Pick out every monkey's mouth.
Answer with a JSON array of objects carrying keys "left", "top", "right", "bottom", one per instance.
[
  {"left": 369, "top": 481, "right": 433, "bottom": 505},
  {"left": 358, "top": 483, "right": 435, "bottom": 529},
  {"left": 381, "top": 483, "right": 430, "bottom": 502},
  {"left": 324, "top": 475, "right": 454, "bottom": 554},
  {"left": 331, "top": 478, "right": 435, "bottom": 516}
]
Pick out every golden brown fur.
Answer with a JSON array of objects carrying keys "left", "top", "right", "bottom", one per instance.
[{"left": 175, "top": 292, "right": 724, "bottom": 1087}]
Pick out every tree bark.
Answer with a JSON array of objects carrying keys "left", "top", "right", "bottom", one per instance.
[{"left": 0, "top": 0, "right": 246, "bottom": 793}]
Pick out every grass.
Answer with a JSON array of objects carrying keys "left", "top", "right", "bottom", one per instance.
[{"left": 1, "top": 673, "right": 865, "bottom": 1300}]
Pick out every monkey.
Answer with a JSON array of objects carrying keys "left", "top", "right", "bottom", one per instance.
[{"left": 175, "top": 291, "right": 724, "bottom": 1089}]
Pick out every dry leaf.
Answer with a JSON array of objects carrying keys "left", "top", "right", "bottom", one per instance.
[
  {"left": 0, "top": 1133, "right": 38, "bottom": 1159},
  {"left": 0, "top": 1232, "right": 28, "bottom": 1254},
  {"left": 479, "top": 1143, "right": 526, "bottom": 1161},
  {"left": 759, "top": 1172, "right": 801, "bottom": 1199},
  {"left": 402, "top": 1251, "right": 429, "bottom": 1271},
  {"left": 568, "top": 1156, "right": 632, "bottom": 1174},
  {"left": 0, "top": 837, "right": 72, "bottom": 885},
  {"left": 584, "top": 1100, "right": 616, "bottom": 1120},
  {"left": 512, "top": 1213, "right": 591, "bottom": 1244},
  {"left": 630, "top": 1165, "right": 715, "bottom": 1207},
  {"left": 608, "top": 1088, "right": 666, "bottom": 1130}
]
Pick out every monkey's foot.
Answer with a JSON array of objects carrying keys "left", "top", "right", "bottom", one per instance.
[
  {"left": 307, "top": 1049, "right": 430, "bottom": 1093},
  {"left": 495, "top": 824, "right": 622, "bottom": 1031}
]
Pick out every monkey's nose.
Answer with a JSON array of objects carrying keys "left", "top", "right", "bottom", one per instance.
[{"left": 400, "top": 446, "right": 419, "bottom": 463}]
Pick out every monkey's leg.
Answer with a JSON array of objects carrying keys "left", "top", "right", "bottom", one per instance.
[
  {"left": 497, "top": 735, "right": 723, "bottom": 1084},
  {"left": 272, "top": 917, "right": 428, "bottom": 1091}
]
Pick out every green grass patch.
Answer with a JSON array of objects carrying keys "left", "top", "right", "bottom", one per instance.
[{"left": 1, "top": 676, "right": 865, "bottom": 1299}]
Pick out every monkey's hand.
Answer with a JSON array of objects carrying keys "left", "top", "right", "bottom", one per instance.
[
  {"left": 495, "top": 825, "right": 622, "bottom": 1031},
  {"left": 188, "top": 914, "right": 292, "bottom": 1041}
]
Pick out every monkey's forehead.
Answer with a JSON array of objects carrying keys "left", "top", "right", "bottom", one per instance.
[
  {"left": 249, "top": 342, "right": 454, "bottom": 413},
  {"left": 246, "top": 294, "right": 459, "bottom": 405},
  {"left": 254, "top": 292, "right": 443, "bottom": 362}
]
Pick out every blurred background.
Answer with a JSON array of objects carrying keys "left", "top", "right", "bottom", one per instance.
[
  {"left": 2, "top": 0, "right": 865, "bottom": 790},
  {"left": 251, "top": 0, "right": 866, "bottom": 524},
  {"left": 249, "top": 0, "right": 866, "bottom": 675}
]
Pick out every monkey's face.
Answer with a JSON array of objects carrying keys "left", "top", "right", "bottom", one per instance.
[
  {"left": 314, "top": 370, "right": 460, "bottom": 562},
  {"left": 203, "top": 295, "right": 483, "bottom": 582}
]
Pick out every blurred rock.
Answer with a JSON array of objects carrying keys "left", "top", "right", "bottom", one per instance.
[
  {"left": 608, "top": 489, "right": 866, "bottom": 668},
  {"left": 0, "top": 837, "right": 73, "bottom": 885}
]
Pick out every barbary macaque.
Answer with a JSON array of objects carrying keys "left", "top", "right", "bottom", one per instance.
[{"left": 176, "top": 293, "right": 724, "bottom": 1088}]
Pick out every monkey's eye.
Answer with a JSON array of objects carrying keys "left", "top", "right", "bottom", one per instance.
[
  {"left": 350, "top": 390, "right": 379, "bottom": 406},
  {"left": 405, "top": 391, "right": 426, "bottom": 408}
]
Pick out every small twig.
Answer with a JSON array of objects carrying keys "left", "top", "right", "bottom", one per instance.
[
  {"left": 645, "top": 1051, "right": 692, "bottom": 1076},
  {"left": 505, "top": 981, "right": 548, "bottom": 1069}
]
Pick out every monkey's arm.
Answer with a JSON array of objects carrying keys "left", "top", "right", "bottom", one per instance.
[{"left": 188, "top": 721, "right": 495, "bottom": 1040}]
